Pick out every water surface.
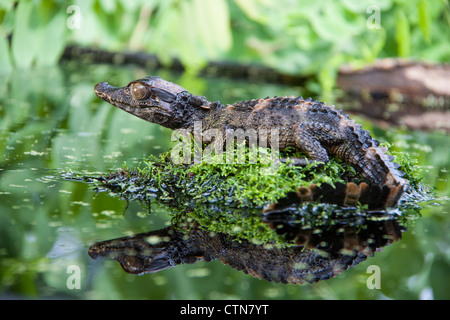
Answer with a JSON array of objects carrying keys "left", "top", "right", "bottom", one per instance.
[{"left": 0, "top": 63, "right": 448, "bottom": 299}]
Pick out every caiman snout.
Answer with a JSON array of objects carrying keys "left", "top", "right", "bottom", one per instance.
[
  {"left": 94, "top": 82, "right": 123, "bottom": 104},
  {"left": 94, "top": 82, "right": 113, "bottom": 97},
  {"left": 88, "top": 242, "right": 108, "bottom": 260}
]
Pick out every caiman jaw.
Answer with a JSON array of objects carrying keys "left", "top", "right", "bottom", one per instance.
[
  {"left": 94, "top": 76, "right": 192, "bottom": 129},
  {"left": 94, "top": 82, "right": 133, "bottom": 110},
  {"left": 94, "top": 81, "right": 173, "bottom": 125},
  {"left": 88, "top": 238, "right": 175, "bottom": 275},
  {"left": 94, "top": 82, "right": 113, "bottom": 99},
  {"left": 94, "top": 82, "right": 129, "bottom": 109}
]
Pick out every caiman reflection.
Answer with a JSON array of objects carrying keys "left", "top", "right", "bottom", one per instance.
[{"left": 88, "top": 204, "right": 404, "bottom": 285}]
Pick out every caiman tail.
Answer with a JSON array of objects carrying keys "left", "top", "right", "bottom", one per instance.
[
  {"left": 268, "top": 145, "right": 408, "bottom": 210},
  {"left": 264, "top": 181, "right": 404, "bottom": 211},
  {"left": 321, "top": 109, "right": 409, "bottom": 209}
]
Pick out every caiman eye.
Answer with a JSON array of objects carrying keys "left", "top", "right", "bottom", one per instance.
[
  {"left": 130, "top": 82, "right": 150, "bottom": 100},
  {"left": 121, "top": 256, "right": 144, "bottom": 274}
]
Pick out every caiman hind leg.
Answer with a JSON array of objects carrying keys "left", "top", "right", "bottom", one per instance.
[{"left": 279, "top": 122, "right": 342, "bottom": 166}]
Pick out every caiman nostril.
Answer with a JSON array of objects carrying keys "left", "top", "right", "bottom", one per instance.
[
  {"left": 94, "top": 82, "right": 110, "bottom": 95},
  {"left": 88, "top": 247, "right": 100, "bottom": 259}
]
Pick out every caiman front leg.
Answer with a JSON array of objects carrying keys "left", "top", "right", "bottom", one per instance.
[{"left": 279, "top": 122, "right": 342, "bottom": 166}]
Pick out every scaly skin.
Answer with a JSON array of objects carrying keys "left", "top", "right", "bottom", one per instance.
[
  {"left": 88, "top": 217, "right": 402, "bottom": 284},
  {"left": 88, "top": 225, "right": 368, "bottom": 284},
  {"left": 94, "top": 76, "right": 408, "bottom": 207}
]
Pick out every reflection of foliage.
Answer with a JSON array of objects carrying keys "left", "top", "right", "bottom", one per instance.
[
  {"left": 1, "top": 0, "right": 449, "bottom": 91},
  {"left": 0, "top": 62, "right": 449, "bottom": 299}
]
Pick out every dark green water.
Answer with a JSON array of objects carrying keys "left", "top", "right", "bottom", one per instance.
[{"left": 0, "top": 63, "right": 448, "bottom": 299}]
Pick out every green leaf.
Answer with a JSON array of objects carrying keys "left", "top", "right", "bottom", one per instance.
[
  {"left": 98, "top": 0, "right": 117, "bottom": 13},
  {"left": 341, "top": 0, "right": 393, "bottom": 12},
  {"left": 0, "top": 32, "right": 12, "bottom": 74},
  {"left": 318, "top": 53, "right": 345, "bottom": 98},
  {"left": 395, "top": 10, "right": 410, "bottom": 57},
  {"left": 233, "top": 0, "right": 270, "bottom": 24},
  {"left": 361, "top": 27, "right": 386, "bottom": 61},
  {"left": 11, "top": 1, "right": 40, "bottom": 68},
  {"left": 35, "top": 11, "right": 67, "bottom": 66},
  {"left": 418, "top": 0, "right": 431, "bottom": 43},
  {"left": 193, "top": 0, "right": 232, "bottom": 56},
  {"left": 156, "top": 0, "right": 231, "bottom": 72},
  {"left": 0, "top": 0, "right": 15, "bottom": 12},
  {"left": 11, "top": 1, "right": 68, "bottom": 68},
  {"left": 308, "top": 2, "right": 360, "bottom": 42},
  {"left": 176, "top": 0, "right": 206, "bottom": 70}
]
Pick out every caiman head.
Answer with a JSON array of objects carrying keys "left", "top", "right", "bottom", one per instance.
[
  {"left": 88, "top": 227, "right": 203, "bottom": 275},
  {"left": 88, "top": 231, "right": 180, "bottom": 275},
  {"left": 94, "top": 76, "right": 188, "bottom": 129}
]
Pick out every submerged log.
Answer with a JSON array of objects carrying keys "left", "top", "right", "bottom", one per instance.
[
  {"left": 62, "top": 47, "right": 449, "bottom": 130},
  {"left": 337, "top": 59, "right": 450, "bottom": 131},
  {"left": 338, "top": 58, "right": 450, "bottom": 98}
]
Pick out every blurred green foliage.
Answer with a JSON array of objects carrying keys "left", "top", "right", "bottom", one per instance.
[
  {"left": 0, "top": 0, "right": 449, "bottom": 300},
  {"left": 0, "top": 63, "right": 449, "bottom": 299},
  {"left": 1, "top": 0, "right": 449, "bottom": 91}
]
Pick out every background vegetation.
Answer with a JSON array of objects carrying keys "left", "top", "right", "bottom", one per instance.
[
  {"left": 0, "top": 0, "right": 449, "bottom": 300},
  {"left": 0, "top": 0, "right": 449, "bottom": 92}
]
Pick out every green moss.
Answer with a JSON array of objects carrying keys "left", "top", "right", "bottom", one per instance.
[
  {"left": 133, "top": 148, "right": 353, "bottom": 207},
  {"left": 97, "top": 141, "right": 425, "bottom": 208},
  {"left": 89, "top": 142, "right": 425, "bottom": 245},
  {"left": 382, "top": 142, "right": 423, "bottom": 189},
  {"left": 176, "top": 206, "right": 286, "bottom": 245}
]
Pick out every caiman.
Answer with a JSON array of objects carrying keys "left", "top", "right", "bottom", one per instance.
[
  {"left": 88, "top": 215, "right": 402, "bottom": 284},
  {"left": 94, "top": 76, "right": 408, "bottom": 208}
]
